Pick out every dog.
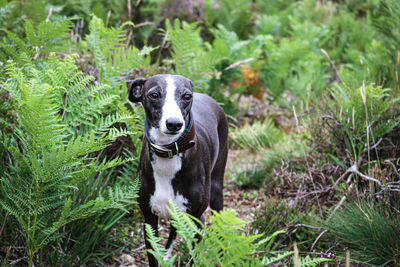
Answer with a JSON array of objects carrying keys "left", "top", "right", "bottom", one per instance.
[{"left": 128, "top": 74, "right": 228, "bottom": 266}]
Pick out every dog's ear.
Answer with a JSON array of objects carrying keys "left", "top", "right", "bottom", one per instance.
[{"left": 129, "top": 78, "right": 147, "bottom": 102}]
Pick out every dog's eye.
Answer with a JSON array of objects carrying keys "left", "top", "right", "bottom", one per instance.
[
  {"left": 183, "top": 93, "right": 192, "bottom": 101},
  {"left": 148, "top": 92, "right": 159, "bottom": 100}
]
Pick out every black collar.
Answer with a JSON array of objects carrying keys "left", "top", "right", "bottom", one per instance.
[{"left": 144, "top": 111, "right": 196, "bottom": 158}]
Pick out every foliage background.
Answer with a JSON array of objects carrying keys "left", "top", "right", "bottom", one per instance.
[{"left": 1, "top": 0, "right": 400, "bottom": 266}]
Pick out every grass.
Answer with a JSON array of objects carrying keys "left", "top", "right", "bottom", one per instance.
[{"left": 325, "top": 199, "right": 400, "bottom": 266}]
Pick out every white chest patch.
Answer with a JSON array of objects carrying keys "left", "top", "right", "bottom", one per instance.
[{"left": 149, "top": 154, "right": 188, "bottom": 219}]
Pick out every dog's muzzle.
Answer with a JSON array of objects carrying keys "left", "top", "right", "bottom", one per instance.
[{"left": 145, "top": 111, "right": 196, "bottom": 158}]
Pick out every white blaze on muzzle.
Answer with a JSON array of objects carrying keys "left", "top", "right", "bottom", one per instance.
[{"left": 159, "top": 77, "right": 185, "bottom": 135}]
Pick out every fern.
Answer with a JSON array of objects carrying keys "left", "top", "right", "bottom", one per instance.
[
  {"left": 144, "top": 201, "right": 292, "bottom": 266},
  {"left": 261, "top": 251, "right": 294, "bottom": 266},
  {"left": 210, "top": 24, "right": 250, "bottom": 60},
  {"left": 196, "top": 209, "right": 262, "bottom": 266},
  {"left": 145, "top": 224, "right": 177, "bottom": 267},
  {"left": 0, "top": 17, "right": 72, "bottom": 77},
  {"left": 86, "top": 15, "right": 155, "bottom": 88},
  {"left": 230, "top": 118, "right": 283, "bottom": 151},
  {"left": 296, "top": 255, "right": 331, "bottom": 267},
  {"left": 328, "top": 82, "right": 398, "bottom": 164},
  {"left": 0, "top": 55, "right": 140, "bottom": 267},
  {"left": 165, "top": 19, "right": 223, "bottom": 93}
]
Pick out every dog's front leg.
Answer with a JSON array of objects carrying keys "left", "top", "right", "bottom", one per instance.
[
  {"left": 164, "top": 225, "right": 177, "bottom": 259},
  {"left": 143, "top": 213, "right": 159, "bottom": 267}
]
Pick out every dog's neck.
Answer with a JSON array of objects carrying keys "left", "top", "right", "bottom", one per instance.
[{"left": 144, "top": 111, "right": 196, "bottom": 158}]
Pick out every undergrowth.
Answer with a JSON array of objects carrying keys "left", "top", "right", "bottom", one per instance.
[
  {"left": 325, "top": 199, "right": 400, "bottom": 266},
  {"left": 1, "top": 0, "right": 400, "bottom": 266},
  {"left": 145, "top": 201, "right": 328, "bottom": 266},
  {"left": 1, "top": 55, "right": 139, "bottom": 266}
]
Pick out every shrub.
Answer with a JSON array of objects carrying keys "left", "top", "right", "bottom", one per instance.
[
  {"left": 251, "top": 199, "right": 323, "bottom": 251},
  {"left": 231, "top": 133, "right": 305, "bottom": 188}
]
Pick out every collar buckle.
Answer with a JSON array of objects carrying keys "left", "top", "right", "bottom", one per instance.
[{"left": 149, "top": 142, "right": 175, "bottom": 158}]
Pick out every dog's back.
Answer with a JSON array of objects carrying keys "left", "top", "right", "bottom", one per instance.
[{"left": 192, "top": 92, "right": 228, "bottom": 211}]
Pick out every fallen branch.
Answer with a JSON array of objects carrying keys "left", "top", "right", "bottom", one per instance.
[
  {"left": 348, "top": 165, "right": 382, "bottom": 186},
  {"left": 345, "top": 164, "right": 400, "bottom": 193},
  {"left": 223, "top": 58, "right": 254, "bottom": 71},
  {"left": 295, "top": 224, "right": 322, "bottom": 230},
  {"left": 310, "top": 230, "right": 328, "bottom": 252}
]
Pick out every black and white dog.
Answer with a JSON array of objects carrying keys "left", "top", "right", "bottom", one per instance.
[{"left": 128, "top": 74, "right": 228, "bottom": 266}]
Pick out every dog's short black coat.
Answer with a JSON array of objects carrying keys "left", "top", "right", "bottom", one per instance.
[{"left": 129, "top": 74, "right": 228, "bottom": 267}]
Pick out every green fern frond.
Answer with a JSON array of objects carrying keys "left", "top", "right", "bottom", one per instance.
[
  {"left": 86, "top": 15, "right": 153, "bottom": 86},
  {"left": 231, "top": 118, "right": 283, "bottom": 151},
  {"left": 145, "top": 224, "right": 177, "bottom": 267},
  {"left": 297, "top": 255, "right": 331, "bottom": 266},
  {"left": 31, "top": 19, "right": 72, "bottom": 53},
  {"left": 165, "top": 18, "right": 222, "bottom": 92},
  {"left": 146, "top": 203, "right": 292, "bottom": 266},
  {"left": 261, "top": 251, "right": 294, "bottom": 266},
  {"left": 256, "top": 229, "right": 287, "bottom": 251},
  {"left": 198, "top": 209, "right": 262, "bottom": 266},
  {"left": 106, "top": 182, "right": 139, "bottom": 209},
  {"left": 95, "top": 156, "right": 131, "bottom": 174},
  {"left": 18, "top": 84, "right": 66, "bottom": 149},
  {"left": 169, "top": 200, "right": 204, "bottom": 248},
  {"left": 0, "top": 18, "right": 71, "bottom": 77},
  {"left": 38, "top": 54, "right": 89, "bottom": 91},
  {"left": 3, "top": 28, "right": 32, "bottom": 55},
  {"left": 107, "top": 127, "right": 136, "bottom": 140}
]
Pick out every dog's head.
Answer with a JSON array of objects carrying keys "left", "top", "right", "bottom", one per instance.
[{"left": 129, "top": 74, "right": 194, "bottom": 144}]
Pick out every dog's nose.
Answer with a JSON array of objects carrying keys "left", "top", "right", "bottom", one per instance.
[{"left": 166, "top": 118, "right": 183, "bottom": 132}]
